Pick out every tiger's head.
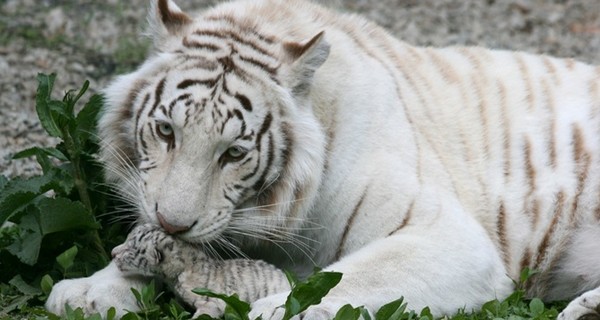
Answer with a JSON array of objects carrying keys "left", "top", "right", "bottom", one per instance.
[{"left": 98, "top": 0, "right": 329, "bottom": 247}]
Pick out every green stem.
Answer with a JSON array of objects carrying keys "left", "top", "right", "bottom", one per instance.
[{"left": 63, "top": 127, "right": 109, "bottom": 262}]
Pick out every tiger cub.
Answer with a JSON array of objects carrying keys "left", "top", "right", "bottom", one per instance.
[{"left": 112, "top": 224, "right": 290, "bottom": 318}]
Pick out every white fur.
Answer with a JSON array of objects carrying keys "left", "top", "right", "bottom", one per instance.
[{"left": 47, "top": 0, "right": 600, "bottom": 319}]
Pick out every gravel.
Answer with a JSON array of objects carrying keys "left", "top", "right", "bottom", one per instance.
[{"left": 1, "top": 0, "right": 599, "bottom": 178}]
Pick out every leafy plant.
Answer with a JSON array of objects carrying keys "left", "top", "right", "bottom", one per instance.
[{"left": 0, "top": 73, "right": 128, "bottom": 313}]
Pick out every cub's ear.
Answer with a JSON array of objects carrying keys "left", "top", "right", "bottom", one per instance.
[
  {"left": 147, "top": 0, "right": 192, "bottom": 50},
  {"left": 281, "top": 31, "right": 330, "bottom": 98}
]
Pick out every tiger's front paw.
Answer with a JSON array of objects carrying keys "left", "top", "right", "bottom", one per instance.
[
  {"left": 559, "top": 287, "right": 600, "bottom": 320},
  {"left": 45, "top": 263, "right": 147, "bottom": 317},
  {"left": 249, "top": 292, "right": 360, "bottom": 320}
]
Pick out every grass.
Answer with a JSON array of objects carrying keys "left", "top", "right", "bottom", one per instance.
[{"left": 0, "top": 75, "right": 570, "bottom": 320}]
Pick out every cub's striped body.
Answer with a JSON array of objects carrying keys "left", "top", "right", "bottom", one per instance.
[
  {"left": 112, "top": 224, "right": 290, "bottom": 318},
  {"left": 46, "top": 0, "right": 600, "bottom": 318}
]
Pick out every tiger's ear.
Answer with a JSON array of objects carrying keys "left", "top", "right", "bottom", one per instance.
[
  {"left": 281, "top": 31, "right": 330, "bottom": 98},
  {"left": 147, "top": 0, "right": 192, "bottom": 50}
]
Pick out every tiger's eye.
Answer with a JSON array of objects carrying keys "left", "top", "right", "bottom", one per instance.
[
  {"left": 221, "top": 146, "right": 247, "bottom": 164},
  {"left": 156, "top": 122, "right": 174, "bottom": 141},
  {"left": 227, "top": 147, "right": 245, "bottom": 158}
]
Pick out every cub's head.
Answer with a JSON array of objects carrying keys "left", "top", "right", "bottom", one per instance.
[
  {"left": 99, "top": 0, "right": 329, "bottom": 246},
  {"left": 112, "top": 224, "right": 170, "bottom": 276}
]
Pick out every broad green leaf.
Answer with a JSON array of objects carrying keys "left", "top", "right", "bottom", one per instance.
[
  {"left": 333, "top": 304, "right": 362, "bottom": 320},
  {"left": 9, "top": 274, "right": 42, "bottom": 295},
  {"left": 529, "top": 298, "right": 544, "bottom": 316},
  {"left": 282, "top": 271, "right": 343, "bottom": 320},
  {"left": 192, "top": 288, "right": 251, "bottom": 320},
  {"left": 41, "top": 274, "right": 54, "bottom": 295},
  {"left": 64, "top": 304, "right": 86, "bottom": 320},
  {"left": 106, "top": 307, "right": 117, "bottom": 320},
  {"left": 482, "top": 299, "right": 502, "bottom": 317},
  {"left": 56, "top": 245, "right": 79, "bottom": 272},
  {"left": 37, "top": 197, "right": 99, "bottom": 235},
  {"left": 6, "top": 213, "right": 43, "bottom": 265},
  {"left": 418, "top": 307, "right": 433, "bottom": 320},
  {"left": 0, "top": 171, "right": 67, "bottom": 224},
  {"left": 36, "top": 73, "right": 62, "bottom": 138},
  {"left": 0, "top": 190, "right": 39, "bottom": 225},
  {"left": 375, "top": 297, "right": 407, "bottom": 320}
]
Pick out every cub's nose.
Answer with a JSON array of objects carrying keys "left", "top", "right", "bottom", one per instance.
[{"left": 156, "top": 212, "right": 194, "bottom": 234}]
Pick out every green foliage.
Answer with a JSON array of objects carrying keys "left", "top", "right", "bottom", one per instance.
[
  {"left": 282, "top": 271, "right": 342, "bottom": 320},
  {"left": 0, "top": 73, "right": 128, "bottom": 314}
]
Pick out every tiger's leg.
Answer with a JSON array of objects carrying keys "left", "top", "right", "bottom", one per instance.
[
  {"left": 249, "top": 197, "right": 514, "bottom": 319},
  {"left": 45, "top": 262, "right": 148, "bottom": 316}
]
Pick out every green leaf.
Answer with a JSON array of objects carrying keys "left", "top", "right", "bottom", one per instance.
[
  {"left": 13, "top": 146, "right": 69, "bottom": 173},
  {"left": 375, "top": 297, "right": 407, "bottom": 320},
  {"left": 0, "top": 190, "right": 39, "bottom": 225},
  {"left": 56, "top": 245, "right": 79, "bottom": 272},
  {"left": 13, "top": 146, "right": 68, "bottom": 162},
  {"left": 70, "top": 80, "right": 90, "bottom": 107},
  {"left": 37, "top": 197, "right": 99, "bottom": 235},
  {"left": 192, "top": 288, "right": 251, "bottom": 320},
  {"left": 76, "top": 94, "right": 103, "bottom": 143},
  {"left": 284, "top": 270, "right": 299, "bottom": 287},
  {"left": 48, "top": 99, "right": 71, "bottom": 119},
  {"left": 0, "top": 171, "right": 68, "bottom": 224},
  {"left": 36, "top": 73, "right": 62, "bottom": 138},
  {"left": 6, "top": 213, "right": 43, "bottom": 265},
  {"left": 332, "top": 304, "right": 362, "bottom": 320},
  {"left": 282, "top": 271, "right": 343, "bottom": 320},
  {"left": 9, "top": 274, "right": 42, "bottom": 295},
  {"left": 529, "top": 298, "right": 545, "bottom": 316},
  {"left": 418, "top": 307, "right": 433, "bottom": 320},
  {"left": 0, "top": 293, "right": 33, "bottom": 316},
  {"left": 361, "top": 306, "right": 373, "bottom": 320},
  {"left": 106, "top": 307, "right": 117, "bottom": 320},
  {"left": 41, "top": 274, "right": 54, "bottom": 295}
]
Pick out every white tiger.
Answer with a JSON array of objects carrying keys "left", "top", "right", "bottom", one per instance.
[{"left": 46, "top": 0, "right": 600, "bottom": 319}]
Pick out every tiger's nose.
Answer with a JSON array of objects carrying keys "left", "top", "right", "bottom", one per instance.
[{"left": 156, "top": 212, "right": 194, "bottom": 234}]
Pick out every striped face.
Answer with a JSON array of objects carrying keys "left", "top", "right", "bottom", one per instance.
[{"left": 99, "top": 0, "right": 330, "bottom": 245}]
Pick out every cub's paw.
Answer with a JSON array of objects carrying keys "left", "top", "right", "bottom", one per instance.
[
  {"left": 249, "top": 293, "right": 359, "bottom": 320},
  {"left": 559, "top": 288, "right": 600, "bottom": 320},
  {"left": 193, "top": 300, "right": 224, "bottom": 319},
  {"left": 45, "top": 264, "right": 147, "bottom": 317}
]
